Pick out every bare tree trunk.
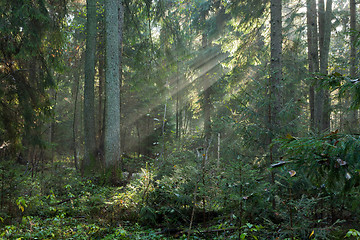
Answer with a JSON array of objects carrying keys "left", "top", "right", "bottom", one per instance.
[
  {"left": 105, "top": 0, "right": 121, "bottom": 183},
  {"left": 98, "top": 47, "right": 104, "bottom": 155},
  {"left": 307, "top": 0, "right": 320, "bottom": 132},
  {"left": 318, "top": 0, "right": 332, "bottom": 131},
  {"left": 118, "top": 0, "right": 124, "bottom": 167},
  {"left": 350, "top": 0, "right": 358, "bottom": 131},
  {"left": 97, "top": 15, "right": 105, "bottom": 157},
  {"left": 350, "top": 0, "right": 357, "bottom": 79},
  {"left": 269, "top": 0, "right": 282, "bottom": 210},
  {"left": 50, "top": 90, "right": 57, "bottom": 164},
  {"left": 217, "top": 132, "right": 220, "bottom": 170},
  {"left": 73, "top": 69, "right": 80, "bottom": 171},
  {"left": 270, "top": 0, "right": 282, "bottom": 127},
  {"left": 201, "top": 13, "right": 212, "bottom": 143},
  {"left": 203, "top": 87, "right": 212, "bottom": 141},
  {"left": 176, "top": 73, "right": 180, "bottom": 139},
  {"left": 83, "top": 0, "right": 97, "bottom": 173}
]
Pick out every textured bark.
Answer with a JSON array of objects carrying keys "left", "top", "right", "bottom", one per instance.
[
  {"left": 269, "top": 0, "right": 282, "bottom": 210},
  {"left": 350, "top": 0, "right": 357, "bottom": 79},
  {"left": 307, "top": 0, "right": 320, "bottom": 131},
  {"left": 176, "top": 73, "right": 180, "bottom": 139},
  {"left": 201, "top": 13, "right": 212, "bottom": 142},
  {"left": 270, "top": 0, "right": 282, "bottom": 129},
  {"left": 105, "top": 0, "right": 120, "bottom": 180},
  {"left": 118, "top": 2, "right": 124, "bottom": 74},
  {"left": 97, "top": 45, "right": 104, "bottom": 155},
  {"left": 50, "top": 89, "right": 56, "bottom": 165},
  {"left": 83, "top": 0, "right": 97, "bottom": 173},
  {"left": 350, "top": 0, "right": 358, "bottom": 130},
  {"left": 203, "top": 87, "right": 212, "bottom": 141},
  {"left": 117, "top": 1, "right": 124, "bottom": 167},
  {"left": 97, "top": 14, "right": 105, "bottom": 157},
  {"left": 72, "top": 68, "right": 80, "bottom": 171},
  {"left": 318, "top": 0, "right": 332, "bottom": 131}
]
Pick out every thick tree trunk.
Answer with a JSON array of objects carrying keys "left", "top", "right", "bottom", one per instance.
[
  {"left": 318, "top": 0, "right": 332, "bottom": 131},
  {"left": 97, "top": 14, "right": 105, "bottom": 159},
  {"left": 269, "top": 0, "right": 282, "bottom": 210},
  {"left": 350, "top": 0, "right": 356, "bottom": 79},
  {"left": 118, "top": 1, "right": 124, "bottom": 163},
  {"left": 270, "top": 0, "right": 282, "bottom": 130},
  {"left": 105, "top": 0, "right": 121, "bottom": 183},
  {"left": 350, "top": 0, "right": 358, "bottom": 131},
  {"left": 83, "top": 0, "right": 97, "bottom": 174},
  {"left": 307, "top": 0, "right": 320, "bottom": 132},
  {"left": 98, "top": 45, "right": 104, "bottom": 157}
]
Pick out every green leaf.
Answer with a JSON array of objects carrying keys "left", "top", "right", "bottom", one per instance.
[{"left": 240, "top": 233, "right": 248, "bottom": 240}]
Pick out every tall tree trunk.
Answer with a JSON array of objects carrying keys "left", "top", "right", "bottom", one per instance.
[
  {"left": 203, "top": 87, "right": 212, "bottom": 142},
  {"left": 269, "top": 0, "right": 282, "bottom": 210},
  {"left": 98, "top": 44, "right": 105, "bottom": 157},
  {"left": 350, "top": 0, "right": 358, "bottom": 131},
  {"left": 118, "top": 2, "right": 124, "bottom": 72},
  {"left": 97, "top": 14, "right": 105, "bottom": 159},
  {"left": 73, "top": 68, "right": 80, "bottom": 171},
  {"left": 270, "top": 0, "right": 282, "bottom": 127},
  {"left": 83, "top": 0, "right": 97, "bottom": 174},
  {"left": 118, "top": 1, "right": 124, "bottom": 165},
  {"left": 176, "top": 72, "right": 180, "bottom": 139},
  {"left": 350, "top": 0, "right": 357, "bottom": 79},
  {"left": 105, "top": 0, "right": 121, "bottom": 183},
  {"left": 49, "top": 89, "right": 57, "bottom": 165},
  {"left": 201, "top": 14, "right": 212, "bottom": 142},
  {"left": 318, "top": 0, "right": 332, "bottom": 131},
  {"left": 307, "top": 0, "right": 320, "bottom": 132}
]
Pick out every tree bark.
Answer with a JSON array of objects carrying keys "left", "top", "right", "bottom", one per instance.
[
  {"left": 118, "top": 1, "right": 124, "bottom": 164},
  {"left": 350, "top": 0, "right": 358, "bottom": 131},
  {"left": 307, "top": 0, "right": 320, "bottom": 132},
  {"left": 73, "top": 68, "right": 80, "bottom": 171},
  {"left": 270, "top": 0, "right": 282, "bottom": 131},
  {"left": 97, "top": 13, "right": 105, "bottom": 159},
  {"left": 97, "top": 43, "right": 105, "bottom": 158},
  {"left": 83, "top": 0, "right": 97, "bottom": 173},
  {"left": 350, "top": 0, "right": 357, "bottom": 79},
  {"left": 176, "top": 72, "right": 180, "bottom": 139},
  {"left": 105, "top": 0, "right": 121, "bottom": 183},
  {"left": 269, "top": 0, "right": 282, "bottom": 210},
  {"left": 318, "top": 0, "right": 332, "bottom": 131},
  {"left": 201, "top": 13, "right": 212, "bottom": 143}
]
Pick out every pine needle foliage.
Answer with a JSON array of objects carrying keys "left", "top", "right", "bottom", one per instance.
[{"left": 278, "top": 132, "right": 360, "bottom": 193}]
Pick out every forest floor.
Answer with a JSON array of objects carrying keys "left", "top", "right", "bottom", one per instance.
[{"left": 1, "top": 159, "right": 359, "bottom": 239}]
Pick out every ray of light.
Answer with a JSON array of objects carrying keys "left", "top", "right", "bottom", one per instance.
[{"left": 121, "top": 47, "right": 232, "bottom": 150}]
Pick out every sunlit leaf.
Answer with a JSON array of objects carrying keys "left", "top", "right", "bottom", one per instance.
[
  {"left": 309, "top": 229, "right": 314, "bottom": 238},
  {"left": 285, "top": 133, "right": 296, "bottom": 140},
  {"left": 332, "top": 72, "right": 342, "bottom": 77},
  {"left": 346, "top": 172, "right": 352, "bottom": 180},
  {"left": 288, "top": 170, "right": 296, "bottom": 177}
]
